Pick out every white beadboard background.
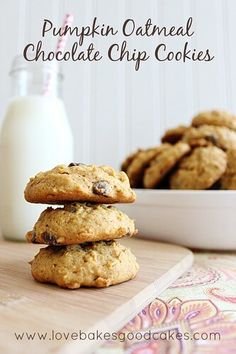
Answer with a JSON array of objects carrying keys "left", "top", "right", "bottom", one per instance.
[{"left": 1, "top": 0, "right": 236, "bottom": 168}]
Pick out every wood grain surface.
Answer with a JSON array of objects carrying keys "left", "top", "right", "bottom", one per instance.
[{"left": 0, "top": 238, "right": 193, "bottom": 354}]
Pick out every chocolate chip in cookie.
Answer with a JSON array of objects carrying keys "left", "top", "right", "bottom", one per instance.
[
  {"left": 31, "top": 232, "right": 39, "bottom": 244},
  {"left": 41, "top": 232, "right": 58, "bottom": 245},
  {"left": 92, "top": 180, "right": 111, "bottom": 196},
  {"left": 68, "top": 163, "right": 86, "bottom": 167},
  {"left": 64, "top": 203, "right": 78, "bottom": 213}
]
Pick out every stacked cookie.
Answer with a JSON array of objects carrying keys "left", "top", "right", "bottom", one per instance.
[
  {"left": 24, "top": 163, "right": 139, "bottom": 289},
  {"left": 122, "top": 110, "right": 236, "bottom": 190}
]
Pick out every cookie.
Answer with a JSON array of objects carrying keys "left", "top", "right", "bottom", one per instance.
[
  {"left": 143, "top": 142, "right": 190, "bottom": 189},
  {"left": 221, "top": 149, "right": 236, "bottom": 189},
  {"left": 24, "top": 164, "right": 136, "bottom": 204},
  {"left": 161, "top": 125, "right": 188, "bottom": 144},
  {"left": 30, "top": 241, "right": 139, "bottom": 289},
  {"left": 182, "top": 125, "right": 236, "bottom": 150},
  {"left": 170, "top": 146, "right": 227, "bottom": 189},
  {"left": 126, "top": 145, "right": 170, "bottom": 187},
  {"left": 192, "top": 110, "right": 236, "bottom": 131},
  {"left": 121, "top": 149, "right": 141, "bottom": 173},
  {"left": 26, "top": 203, "right": 137, "bottom": 245}
]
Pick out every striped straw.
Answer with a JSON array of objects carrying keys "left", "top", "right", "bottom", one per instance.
[{"left": 43, "top": 13, "right": 74, "bottom": 95}]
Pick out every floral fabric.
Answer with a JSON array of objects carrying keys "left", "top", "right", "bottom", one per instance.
[{"left": 97, "top": 253, "right": 236, "bottom": 354}]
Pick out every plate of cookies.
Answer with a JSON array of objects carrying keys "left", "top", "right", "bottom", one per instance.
[{"left": 120, "top": 110, "right": 236, "bottom": 250}]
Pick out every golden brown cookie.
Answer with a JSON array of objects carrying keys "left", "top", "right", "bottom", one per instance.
[
  {"left": 161, "top": 125, "right": 188, "bottom": 144},
  {"left": 121, "top": 149, "right": 141, "bottom": 173},
  {"left": 143, "top": 142, "right": 190, "bottom": 189},
  {"left": 170, "top": 146, "right": 227, "bottom": 189},
  {"left": 24, "top": 164, "right": 136, "bottom": 204},
  {"left": 182, "top": 125, "right": 236, "bottom": 150},
  {"left": 221, "top": 149, "right": 236, "bottom": 189},
  {"left": 126, "top": 145, "right": 170, "bottom": 187},
  {"left": 192, "top": 110, "right": 236, "bottom": 131},
  {"left": 30, "top": 241, "right": 139, "bottom": 289},
  {"left": 26, "top": 203, "right": 137, "bottom": 245}
]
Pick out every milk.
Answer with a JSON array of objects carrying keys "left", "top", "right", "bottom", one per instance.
[{"left": 0, "top": 95, "right": 74, "bottom": 240}]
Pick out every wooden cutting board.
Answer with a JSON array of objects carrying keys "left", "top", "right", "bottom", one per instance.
[{"left": 0, "top": 238, "right": 193, "bottom": 354}]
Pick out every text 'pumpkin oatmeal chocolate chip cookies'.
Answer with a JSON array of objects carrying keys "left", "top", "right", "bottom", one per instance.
[
  {"left": 170, "top": 146, "right": 227, "bottom": 190},
  {"left": 30, "top": 241, "right": 139, "bottom": 289},
  {"left": 24, "top": 163, "right": 136, "bottom": 204},
  {"left": 143, "top": 142, "right": 190, "bottom": 189},
  {"left": 25, "top": 163, "right": 139, "bottom": 289},
  {"left": 26, "top": 203, "right": 137, "bottom": 245}
]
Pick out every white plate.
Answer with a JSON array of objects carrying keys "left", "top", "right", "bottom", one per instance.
[{"left": 119, "top": 189, "right": 236, "bottom": 250}]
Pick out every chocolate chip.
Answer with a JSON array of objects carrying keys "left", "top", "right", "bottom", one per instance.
[
  {"left": 104, "top": 240, "right": 113, "bottom": 245},
  {"left": 50, "top": 245, "right": 65, "bottom": 252},
  {"left": 65, "top": 204, "right": 77, "bottom": 213},
  {"left": 42, "top": 232, "right": 58, "bottom": 245},
  {"left": 92, "top": 180, "right": 111, "bottom": 197},
  {"left": 84, "top": 203, "right": 95, "bottom": 207},
  {"left": 31, "top": 232, "right": 39, "bottom": 244},
  {"left": 80, "top": 242, "right": 95, "bottom": 250},
  {"left": 68, "top": 163, "right": 86, "bottom": 167},
  {"left": 205, "top": 135, "right": 218, "bottom": 145}
]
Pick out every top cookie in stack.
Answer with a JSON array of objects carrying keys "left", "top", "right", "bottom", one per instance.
[
  {"left": 122, "top": 110, "right": 236, "bottom": 190},
  {"left": 24, "top": 163, "right": 139, "bottom": 289},
  {"left": 25, "top": 163, "right": 136, "bottom": 204}
]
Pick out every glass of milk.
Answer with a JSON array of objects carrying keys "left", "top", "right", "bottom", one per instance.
[{"left": 0, "top": 56, "right": 74, "bottom": 241}]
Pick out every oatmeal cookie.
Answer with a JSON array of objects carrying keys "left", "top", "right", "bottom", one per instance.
[
  {"left": 121, "top": 149, "right": 142, "bottom": 173},
  {"left": 26, "top": 203, "right": 137, "bottom": 245},
  {"left": 182, "top": 125, "right": 236, "bottom": 150},
  {"left": 221, "top": 149, "right": 236, "bottom": 189},
  {"left": 170, "top": 146, "right": 227, "bottom": 189},
  {"left": 30, "top": 241, "right": 139, "bottom": 289},
  {"left": 161, "top": 125, "right": 188, "bottom": 144},
  {"left": 24, "top": 164, "right": 136, "bottom": 204},
  {"left": 192, "top": 110, "right": 236, "bottom": 131},
  {"left": 143, "top": 142, "right": 190, "bottom": 189},
  {"left": 126, "top": 145, "right": 170, "bottom": 187}
]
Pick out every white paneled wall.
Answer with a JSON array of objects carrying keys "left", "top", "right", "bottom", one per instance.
[{"left": 1, "top": 0, "right": 236, "bottom": 168}]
